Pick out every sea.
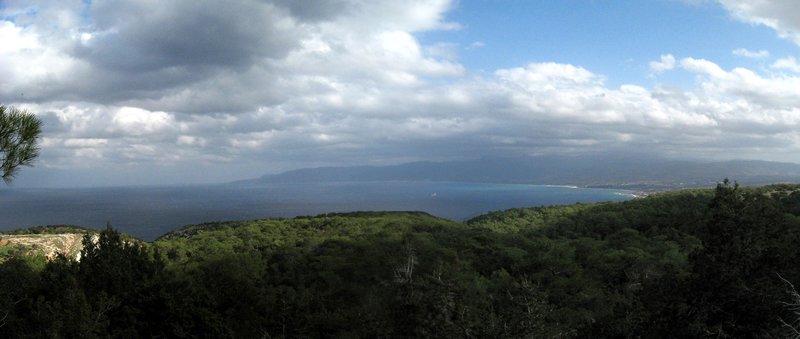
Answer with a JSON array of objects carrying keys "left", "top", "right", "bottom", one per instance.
[{"left": 0, "top": 181, "right": 634, "bottom": 241}]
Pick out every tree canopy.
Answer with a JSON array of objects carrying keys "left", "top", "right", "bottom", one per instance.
[
  {"left": 0, "top": 105, "right": 42, "bottom": 184},
  {"left": 2, "top": 183, "right": 800, "bottom": 337}
]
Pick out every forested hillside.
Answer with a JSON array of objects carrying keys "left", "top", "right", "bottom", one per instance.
[{"left": 1, "top": 181, "right": 799, "bottom": 337}]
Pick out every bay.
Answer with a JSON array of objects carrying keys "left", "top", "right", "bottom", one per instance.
[{"left": 0, "top": 181, "right": 633, "bottom": 241}]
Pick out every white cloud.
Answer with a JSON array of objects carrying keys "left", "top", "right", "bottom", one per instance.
[
  {"left": 63, "top": 138, "right": 108, "bottom": 148},
  {"left": 772, "top": 56, "right": 800, "bottom": 72},
  {"left": 649, "top": 54, "right": 676, "bottom": 74},
  {"left": 110, "top": 107, "right": 176, "bottom": 136},
  {"left": 468, "top": 41, "right": 486, "bottom": 49},
  {"left": 425, "top": 42, "right": 460, "bottom": 61},
  {"left": 681, "top": 57, "right": 800, "bottom": 110},
  {"left": 0, "top": 20, "right": 83, "bottom": 100},
  {"left": 732, "top": 48, "right": 770, "bottom": 59},
  {"left": 493, "top": 63, "right": 716, "bottom": 128},
  {"left": 680, "top": 57, "right": 727, "bottom": 78},
  {"left": 718, "top": 0, "right": 800, "bottom": 45},
  {"left": 0, "top": 21, "right": 39, "bottom": 53},
  {"left": 496, "top": 63, "right": 598, "bottom": 87}
]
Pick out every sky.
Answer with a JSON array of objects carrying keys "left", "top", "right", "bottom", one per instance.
[{"left": 2, "top": 0, "right": 800, "bottom": 187}]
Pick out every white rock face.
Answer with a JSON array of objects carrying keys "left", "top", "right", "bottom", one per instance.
[{"left": 0, "top": 234, "right": 88, "bottom": 260}]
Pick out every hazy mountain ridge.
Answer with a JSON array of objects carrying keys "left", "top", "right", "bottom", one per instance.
[{"left": 236, "top": 155, "right": 800, "bottom": 189}]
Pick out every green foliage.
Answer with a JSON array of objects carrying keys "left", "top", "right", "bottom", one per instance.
[
  {"left": 1, "top": 184, "right": 800, "bottom": 337},
  {"left": 0, "top": 105, "right": 41, "bottom": 184},
  {"left": 0, "top": 225, "right": 95, "bottom": 235},
  {"left": 639, "top": 180, "right": 800, "bottom": 337}
]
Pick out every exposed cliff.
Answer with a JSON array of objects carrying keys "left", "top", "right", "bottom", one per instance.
[{"left": 0, "top": 233, "right": 88, "bottom": 260}]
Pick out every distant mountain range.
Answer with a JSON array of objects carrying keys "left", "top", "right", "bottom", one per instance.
[{"left": 234, "top": 155, "right": 800, "bottom": 190}]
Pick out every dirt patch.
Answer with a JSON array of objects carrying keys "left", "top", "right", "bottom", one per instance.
[{"left": 0, "top": 234, "right": 87, "bottom": 260}]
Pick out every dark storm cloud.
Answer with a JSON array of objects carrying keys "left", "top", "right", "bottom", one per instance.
[
  {"left": 272, "top": 0, "right": 353, "bottom": 22},
  {"left": 1, "top": 0, "right": 313, "bottom": 110},
  {"left": 77, "top": 0, "right": 302, "bottom": 72}
]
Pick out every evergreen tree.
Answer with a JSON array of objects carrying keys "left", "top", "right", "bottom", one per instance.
[
  {"left": 0, "top": 105, "right": 41, "bottom": 184},
  {"left": 684, "top": 180, "right": 784, "bottom": 336}
]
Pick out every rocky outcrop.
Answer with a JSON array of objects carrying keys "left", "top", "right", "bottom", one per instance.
[{"left": 0, "top": 234, "right": 89, "bottom": 261}]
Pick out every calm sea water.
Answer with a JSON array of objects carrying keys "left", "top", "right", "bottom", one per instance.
[{"left": 0, "top": 181, "right": 633, "bottom": 241}]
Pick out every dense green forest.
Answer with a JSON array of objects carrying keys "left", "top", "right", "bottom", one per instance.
[{"left": 2, "top": 180, "right": 800, "bottom": 337}]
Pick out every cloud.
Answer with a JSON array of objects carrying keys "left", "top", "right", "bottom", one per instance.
[
  {"left": 78, "top": 0, "right": 304, "bottom": 71},
  {"left": 109, "top": 107, "right": 176, "bottom": 136},
  {"left": 680, "top": 57, "right": 728, "bottom": 78},
  {"left": 1, "top": 0, "right": 462, "bottom": 108},
  {"left": 649, "top": 54, "right": 676, "bottom": 74},
  {"left": 732, "top": 48, "right": 770, "bottom": 59},
  {"left": 4, "top": 0, "right": 800, "bottom": 186},
  {"left": 718, "top": 0, "right": 800, "bottom": 45},
  {"left": 681, "top": 57, "right": 800, "bottom": 110},
  {"left": 493, "top": 63, "right": 716, "bottom": 129},
  {"left": 467, "top": 41, "right": 486, "bottom": 49},
  {"left": 772, "top": 56, "right": 800, "bottom": 72},
  {"left": 425, "top": 42, "right": 460, "bottom": 61}
]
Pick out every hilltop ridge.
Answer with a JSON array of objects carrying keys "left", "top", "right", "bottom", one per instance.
[{"left": 235, "top": 154, "right": 800, "bottom": 190}]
